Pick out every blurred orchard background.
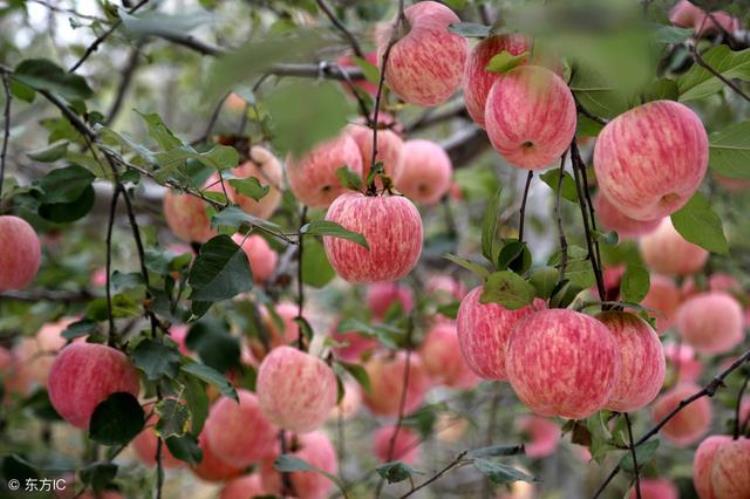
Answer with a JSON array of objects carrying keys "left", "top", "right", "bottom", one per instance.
[{"left": 0, "top": 0, "right": 749, "bottom": 498}]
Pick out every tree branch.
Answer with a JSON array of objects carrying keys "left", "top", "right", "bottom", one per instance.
[
  {"left": 689, "top": 40, "right": 750, "bottom": 103},
  {"left": 105, "top": 44, "right": 143, "bottom": 125},
  {"left": 556, "top": 151, "right": 569, "bottom": 278},
  {"left": 518, "top": 172, "right": 533, "bottom": 243},
  {"left": 0, "top": 73, "right": 10, "bottom": 199},
  {"left": 315, "top": 0, "right": 364, "bottom": 58},
  {"left": 0, "top": 289, "right": 93, "bottom": 303},
  {"left": 624, "top": 413, "right": 641, "bottom": 499},
  {"left": 399, "top": 451, "right": 469, "bottom": 499}
]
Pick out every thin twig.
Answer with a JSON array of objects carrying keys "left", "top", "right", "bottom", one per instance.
[
  {"left": 296, "top": 206, "right": 308, "bottom": 351},
  {"left": 0, "top": 289, "right": 92, "bottom": 303},
  {"left": 689, "top": 40, "right": 750, "bottom": 103},
  {"left": 518, "top": 171, "right": 533, "bottom": 243},
  {"left": 279, "top": 430, "right": 295, "bottom": 495},
  {"left": 481, "top": 386, "right": 502, "bottom": 499},
  {"left": 734, "top": 372, "right": 749, "bottom": 439},
  {"left": 398, "top": 451, "right": 469, "bottom": 499},
  {"left": 105, "top": 186, "right": 121, "bottom": 345},
  {"left": 624, "top": 413, "right": 641, "bottom": 499},
  {"left": 555, "top": 151, "right": 569, "bottom": 278},
  {"left": 192, "top": 92, "right": 230, "bottom": 145},
  {"left": 105, "top": 44, "right": 143, "bottom": 125},
  {"left": 0, "top": 73, "right": 10, "bottom": 200},
  {"left": 29, "top": 0, "right": 106, "bottom": 22},
  {"left": 68, "top": 0, "right": 150, "bottom": 73},
  {"left": 315, "top": 0, "right": 364, "bottom": 57}
]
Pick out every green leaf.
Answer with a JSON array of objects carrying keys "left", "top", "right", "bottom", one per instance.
[
  {"left": 540, "top": 169, "right": 578, "bottom": 202},
  {"left": 131, "top": 339, "right": 182, "bottom": 381},
  {"left": 38, "top": 184, "right": 95, "bottom": 223},
  {"left": 444, "top": 253, "right": 490, "bottom": 278},
  {"left": 302, "top": 237, "right": 335, "bottom": 288},
  {"left": 709, "top": 121, "right": 750, "bottom": 180},
  {"left": 337, "top": 361, "right": 372, "bottom": 395},
  {"left": 621, "top": 264, "right": 650, "bottom": 303},
  {"left": 275, "top": 455, "right": 345, "bottom": 490},
  {"left": 136, "top": 111, "right": 184, "bottom": 150},
  {"left": 335, "top": 166, "right": 363, "bottom": 191},
  {"left": 486, "top": 51, "right": 529, "bottom": 74},
  {"left": 266, "top": 80, "right": 354, "bottom": 156},
  {"left": 352, "top": 56, "right": 380, "bottom": 84},
  {"left": 189, "top": 235, "right": 253, "bottom": 301},
  {"left": 155, "top": 398, "right": 190, "bottom": 438},
  {"left": 337, "top": 319, "right": 402, "bottom": 350},
  {"left": 9, "top": 79, "right": 36, "bottom": 102},
  {"left": 480, "top": 271, "right": 536, "bottom": 310},
  {"left": 436, "top": 301, "right": 460, "bottom": 319},
  {"left": 569, "top": 66, "right": 630, "bottom": 119},
  {"left": 27, "top": 141, "right": 69, "bottom": 162},
  {"left": 641, "top": 78, "right": 679, "bottom": 103},
  {"left": 89, "top": 393, "right": 145, "bottom": 445},
  {"left": 619, "top": 439, "right": 660, "bottom": 473},
  {"left": 468, "top": 445, "right": 525, "bottom": 458},
  {"left": 565, "top": 260, "right": 596, "bottom": 289},
  {"left": 80, "top": 462, "right": 117, "bottom": 492},
  {"left": 227, "top": 177, "right": 269, "bottom": 201},
  {"left": 185, "top": 319, "right": 241, "bottom": 373},
  {"left": 670, "top": 193, "right": 728, "bottom": 254},
  {"left": 497, "top": 240, "right": 532, "bottom": 274},
  {"left": 473, "top": 459, "right": 536, "bottom": 484},
  {"left": 120, "top": 9, "right": 213, "bottom": 38},
  {"left": 180, "top": 362, "right": 238, "bottom": 402},
  {"left": 180, "top": 373, "right": 209, "bottom": 435},
  {"left": 448, "top": 22, "right": 491, "bottom": 38},
  {"left": 375, "top": 461, "right": 421, "bottom": 484},
  {"left": 1, "top": 455, "right": 38, "bottom": 484},
  {"left": 529, "top": 266, "right": 559, "bottom": 299},
  {"left": 85, "top": 294, "right": 140, "bottom": 321},
  {"left": 211, "top": 206, "right": 283, "bottom": 233},
  {"left": 165, "top": 434, "right": 203, "bottom": 465},
  {"left": 14, "top": 58, "right": 93, "bottom": 101},
  {"left": 36, "top": 164, "right": 94, "bottom": 204},
  {"left": 481, "top": 187, "right": 503, "bottom": 264},
  {"left": 301, "top": 220, "right": 369, "bottom": 249},
  {"left": 653, "top": 25, "right": 693, "bottom": 44},
  {"left": 61, "top": 319, "right": 97, "bottom": 340},
  {"left": 678, "top": 46, "right": 750, "bottom": 101}
]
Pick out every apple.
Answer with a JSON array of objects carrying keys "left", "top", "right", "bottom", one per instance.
[
  {"left": 204, "top": 389, "right": 278, "bottom": 468},
  {"left": 694, "top": 435, "right": 733, "bottom": 499},
  {"left": 168, "top": 324, "right": 190, "bottom": 355},
  {"left": 220, "top": 474, "right": 268, "bottom": 499},
  {"left": 163, "top": 190, "right": 216, "bottom": 244},
  {"left": 594, "top": 192, "right": 660, "bottom": 239},
  {"left": 464, "top": 34, "right": 531, "bottom": 127},
  {"left": 484, "top": 65, "right": 576, "bottom": 170},
  {"left": 518, "top": 415, "right": 560, "bottom": 459},
  {"left": 286, "top": 133, "right": 363, "bottom": 208},
  {"left": 505, "top": 309, "right": 620, "bottom": 419},
  {"left": 191, "top": 432, "right": 244, "bottom": 482},
  {"left": 90, "top": 267, "right": 107, "bottom": 287},
  {"left": 456, "top": 286, "right": 543, "bottom": 380},
  {"left": 329, "top": 380, "right": 362, "bottom": 421},
  {"left": 249, "top": 301, "right": 301, "bottom": 360},
  {"left": 710, "top": 437, "right": 750, "bottom": 498},
  {"left": 628, "top": 478, "right": 678, "bottom": 499},
  {"left": 376, "top": 1, "right": 468, "bottom": 106},
  {"left": 396, "top": 139, "right": 453, "bottom": 205},
  {"left": 594, "top": 100, "right": 708, "bottom": 221},
  {"left": 346, "top": 122, "right": 404, "bottom": 186},
  {"left": 663, "top": 342, "right": 703, "bottom": 383},
  {"left": 426, "top": 274, "right": 467, "bottom": 302},
  {"left": 256, "top": 346, "right": 338, "bottom": 433},
  {"left": 597, "top": 311, "right": 665, "bottom": 412},
  {"left": 48, "top": 342, "right": 140, "bottom": 429},
  {"left": 231, "top": 234, "right": 278, "bottom": 283},
  {"left": 651, "top": 382, "right": 712, "bottom": 447},
  {"left": 260, "top": 431, "right": 337, "bottom": 499},
  {"left": 695, "top": 10, "right": 740, "bottom": 36},
  {"left": 0, "top": 215, "right": 42, "bottom": 291},
  {"left": 641, "top": 274, "right": 682, "bottom": 333},
  {"left": 363, "top": 351, "right": 430, "bottom": 416},
  {"left": 15, "top": 317, "right": 74, "bottom": 388},
  {"left": 682, "top": 272, "right": 741, "bottom": 299},
  {"left": 323, "top": 192, "right": 423, "bottom": 283},
  {"left": 419, "top": 322, "right": 479, "bottom": 389},
  {"left": 337, "top": 51, "right": 379, "bottom": 97},
  {"left": 640, "top": 218, "right": 709, "bottom": 276},
  {"left": 669, "top": 0, "right": 704, "bottom": 27},
  {"left": 227, "top": 146, "right": 283, "bottom": 219},
  {"left": 373, "top": 425, "right": 420, "bottom": 464},
  {"left": 330, "top": 327, "right": 378, "bottom": 363},
  {"left": 367, "top": 282, "right": 415, "bottom": 319},
  {"left": 676, "top": 292, "right": 745, "bottom": 354}
]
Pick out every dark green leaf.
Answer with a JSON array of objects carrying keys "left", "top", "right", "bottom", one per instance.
[
  {"left": 136, "top": 111, "right": 183, "bottom": 150},
  {"left": 473, "top": 459, "right": 536, "bottom": 484},
  {"left": 565, "top": 260, "right": 596, "bottom": 289},
  {"left": 180, "top": 362, "right": 238, "bottom": 402},
  {"left": 180, "top": 373, "right": 209, "bottom": 435},
  {"left": 529, "top": 266, "right": 559, "bottom": 299},
  {"left": 671, "top": 193, "right": 728, "bottom": 254},
  {"left": 619, "top": 439, "right": 660, "bottom": 473},
  {"left": 468, "top": 445, "right": 525, "bottom": 458},
  {"left": 165, "top": 434, "right": 203, "bottom": 465},
  {"left": 678, "top": 45, "right": 750, "bottom": 101},
  {"left": 436, "top": 301, "right": 460, "bottom": 319},
  {"left": 38, "top": 184, "right": 95, "bottom": 223},
  {"left": 353, "top": 56, "right": 380, "bottom": 84},
  {"left": 80, "top": 462, "right": 117, "bottom": 492},
  {"left": 275, "top": 454, "right": 345, "bottom": 489},
  {"left": 227, "top": 177, "right": 270, "bottom": 201},
  {"left": 709, "top": 121, "right": 750, "bottom": 180},
  {"left": 61, "top": 319, "right": 97, "bottom": 340},
  {"left": 189, "top": 235, "right": 253, "bottom": 301},
  {"left": 497, "top": 240, "right": 531, "bottom": 274},
  {"left": 14, "top": 59, "right": 93, "bottom": 101},
  {"left": 37, "top": 164, "right": 95, "bottom": 204},
  {"left": 621, "top": 264, "right": 650, "bottom": 303},
  {"left": 376, "top": 461, "right": 421, "bottom": 484},
  {"left": 2, "top": 455, "right": 38, "bottom": 484},
  {"left": 480, "top": 271, "right": 535, "bottom": 310},
  {"left": 481, "top": 187, "right": 502, "bottom": 264},
  {"left": 338, "top": 361, "right": 372, "bottom": 395},
  {"left": 641, "top": 78, "right": 679, "bottom": 103},
  {"left": 211, "top": 206, "right": 283, "bottom": 233},
  {"left": 301, "top": 220, "right": 368, "bottom": 249},
  {"left": 155, "top": 398, "right": 190, "bottom": 438},
  {"left": 9, "top": 79, "right": 36, "bottom": 102},
  {"left": 132, "top": 339, "right": 182, "bottom": 381},
  {"left": 89, "top": 393, "right": 146, "bottom": 445},
  {"left": 540, "top": 169, "right": 578, "bottom": 202},
  {"left": 185, "top": 319, "right": 241, "bottom": 373},
  {"left": 27, "top": 141, "right": 69, "bottom": 162}
]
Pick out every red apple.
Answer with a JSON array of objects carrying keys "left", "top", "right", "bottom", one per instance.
[
  {"left": 260, "top": 431, "right": 337, "bottom": 499},
  {"left": 628, "top": 478, "right": 679, "bottom": 499},
  {"left": 256, "top": 346, "right": 338, "bottom": 433},
  {"left": 425, "top": 274, "right": 467, "bottom": 302},
  {"left": 337, "top": 51, "right": 379, "bottom": 97},
  {"left": 220, "top": 474, "right": 267, "bottom": 499},
  {"left": 232, "top": 234, "right": 278, "bottom": 283},
  {"left": 484, "top": 65, "right": 576, "bottom": 170},
  {"left": 363, "top": 351, "right": 430, "bottom": 417},
  {"left": 676, "top": 292, "right": 745, "bottom": 354},
  {"left": 323, "top": 192, "right": 423, "bottom": 283},
  {"left": 505, "top": 309, "right": 620, "bottom": 419},
  {"left": 456, "top": 286, "right": 543, "bottom": 380},
  {"left": 367, "top": 282, "right": 415, "bottom": 319},
  {"left": 710, "top": 437, "right": 750, "bottom": 498},
  {"left": 395, "top": 139, "right": 453, "bottom": 205},
  {"left": 286, "top": 133, "right": 363, "bottom": 208},
  {"left": 191, "top": 432, "right": 244, "bottom": 482},
  {"left": 372, "top": 425, "right": 420, "bottom": 464},
  {"left": 694, "top": 435, "right": 733, "bottom": 499},
  {"left": 204, "top": 389, "right": 278, "bottom": 468},
  {"left": 329, "top": 380, "right": 362, "bottom": 421},
  {"left": 163, "top": 190, "right": 216, "bottom": 244},
  {"left": 682, "top": 272, "right": 742, "bottom": 299},
  {"left": 347, "top": 123, "right": 404, "bottom": 186},
  {"left": 464, "top": 34, "right": 531, "bottom": 127},
  {"left": 90, "top": 267, "right": 107, "bottom": 287},
  {"left": 330, "top": 328, "right": 378, "bottom": 363},
  {"left": 48, "top": 342, "right": 140, "bottom": 429},
  {"left": 663, "top": 342, "right": 703, "bottom": 383},
  {"left": 640, "top": 218, "right": 709, "bottom": 276},
  {"left": 651, "top": 382, "right": 712, "bottom": 447},
  {"left": 0, "top": 215, "right": 42, "bottom": 291},
  {"left": 669, "top": 0, "right": 703, "bottom": 27},
  {"left": 594, "top": 192, "right": 660, "bottom": 239},
  {"left": 594, "top": 100, "right": 708, "bottom": 220},
  {"left": 597, "top": 311, "right": 665, "bottom": 412},
  {"left": 168, "top": 324, "right": 190, "bottom": 355},
  {"left": 250, "top": 301, "right": 301, "bottom": 360},
  {"left": 518, "top": 415, "right": 560, "bottom": 459},
  {"left": 227, "top": 146, "right": 283, "bottom": 219},
  {"left": 695, "top": 10, "right": 740, "bottom": 36},
  {"left": 376, "top": 1, "right": 468, "bottom": 106},
  {"left": 641, "top": 274, "right": 682, "bottom": 333},
  {"left": 15, "top": 317, "right": 74, "bottom": 388},
  {"left": 419, "top": 322, "right": 479, "bottom": 389}
]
